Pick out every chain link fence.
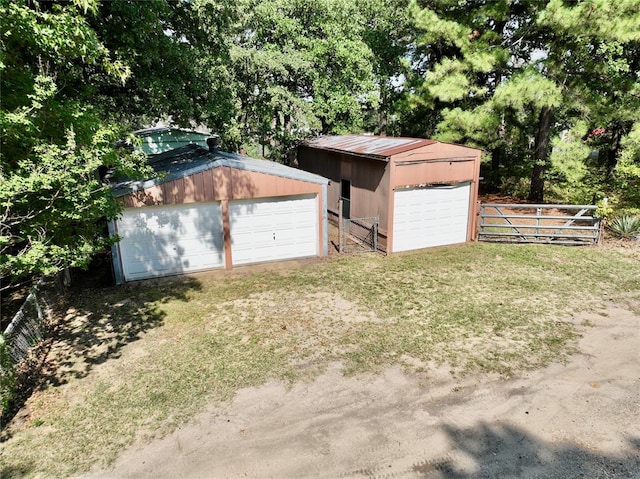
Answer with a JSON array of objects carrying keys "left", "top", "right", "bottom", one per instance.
[
  {"left": 2, "top": 280, "right": 50, "bottom": 364},
  {"left": 339, "top": 216, "right": 379, "bottom": 253}
]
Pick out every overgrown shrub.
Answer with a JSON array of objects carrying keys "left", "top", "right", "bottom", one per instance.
[{"left": 0, "top": 334, "right": 17, "bottom": 417}]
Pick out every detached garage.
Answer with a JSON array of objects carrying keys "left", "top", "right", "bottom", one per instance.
[
  {"left": 297, "top": 135, "right": 482, "bottom": 253},
  {"left": 110, "top": 143, "right": 328, "bottom": 283}
]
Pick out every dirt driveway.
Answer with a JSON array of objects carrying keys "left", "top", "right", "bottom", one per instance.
[{"left": 76, "top": 303, "right": 640, "bottom": 479}]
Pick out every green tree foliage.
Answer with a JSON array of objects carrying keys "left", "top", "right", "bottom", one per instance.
[
  {"left": 86, "top": 0, "right": 237, "bottom": 129},
  {"left": 409, "top": 0, "right": 640, "bottom": 204},
  {"left": 0, "top": 0, "right": 233, "bottom": 283},
  {"left": 0, "top": 333, "right": 16, "bottom": 416},
  {"left": 358, "top": 0, "right": 416, "bottom": 135},
  {"left": 1, "top": 0, "right": 133, "bottom": 282},
  {"left": 229, "top": 0, "right": 415, "bottom": 160},
  {"left": 3, "top": 0, "right": 638, "bottom": 287}
]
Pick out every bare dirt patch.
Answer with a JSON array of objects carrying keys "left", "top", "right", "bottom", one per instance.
[{"left": 77, "top": 303, "right": 640, "bottom": 479}]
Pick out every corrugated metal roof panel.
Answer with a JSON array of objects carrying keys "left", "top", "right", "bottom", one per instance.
[
  {"left": 134, "top": 127, "right": 210, "bottom": 137},
  {"left": 111, "top": 145, "right": 328, "bottom": 198},
  {"left": 304, "top": 135, "right": 437, "bottom": 158}
]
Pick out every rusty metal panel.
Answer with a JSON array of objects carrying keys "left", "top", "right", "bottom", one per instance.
[
  {"left": 392, "top": 159, "right": 477, "bottom": 189},
  {"left": 392, "top": 141, "right": 481, "bottom": 161},
  {"left": 305, "top": 135, "right": 437, "bottom": 158}
]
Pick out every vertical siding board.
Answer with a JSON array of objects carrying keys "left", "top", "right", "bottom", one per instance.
[
  {"left": 174, "top": 177, "right": 185, "bottom": 204},
  {"left": 221, "top": 199, "right": 232, "bottom": 269},
  {"left": 160, "top": 183, "right": 169, "bottom": 205},
  {"left": 182, "top": 175, "right": 195, "bottom": 203},
  {"left": 192, "top": 171, "right": 203, "bottom": 202},
  {"left": 198, "top": 169, "right": 211, "bottom": 202},
  {"left": 387, "top": 155, "right": 396, "bottom": 253},
  {"left": 469, "top": 151, "right": 482, "bottom": 241},
  {"left": 213, "top": 167, "right": 227, "bottom": 200}
]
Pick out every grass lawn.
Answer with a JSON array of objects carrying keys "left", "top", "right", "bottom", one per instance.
[{"left": 1, "top": 242, "right": 639, "bottom": 478}]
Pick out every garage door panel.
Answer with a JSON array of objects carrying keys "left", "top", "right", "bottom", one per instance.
[
  {"left": 230, "top": 195, "right": 318, "bottom": 266},
  {"left": 393, "top": 183, "right": 470, "bottom": 252},
  {"left": 117, "top": 202, "right": 224, "bottom": 281}
]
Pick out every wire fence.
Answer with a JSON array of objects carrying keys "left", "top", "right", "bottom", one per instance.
[
  {"left": 2, "top": 281, "right": 49, "bottom": 364},
  {"left": 340, "top": 216, "right": 379, "bottom": 253}
]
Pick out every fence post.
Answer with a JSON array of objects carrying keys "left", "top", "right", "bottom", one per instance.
[
  {"left": 338, "top": 199, "right": 344, "bottom": 253},
  {"left": 373, "top": 218, "right": 378, "bottom": 252}
]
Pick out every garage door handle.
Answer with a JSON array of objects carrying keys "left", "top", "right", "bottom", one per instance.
[{"left": 273, "top": 233, "right": 276, "bottom": 240}]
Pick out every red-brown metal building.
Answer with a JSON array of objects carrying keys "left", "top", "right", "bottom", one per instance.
[
  {"left": 297, "top": 135, "right": 482, "bottom": 253},
  {"left": 110, "top": 144, "right": 328, "bottom": 282}
]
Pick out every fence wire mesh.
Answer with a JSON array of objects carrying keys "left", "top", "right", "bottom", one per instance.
[
  {"left": 3, "top": 283, "right": 48, "bottom": 364},
  {"left": 340, "top": 216, "right": 379, "bottom": 253}
]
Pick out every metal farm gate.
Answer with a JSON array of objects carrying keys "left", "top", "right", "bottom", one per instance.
[
  {"left": 478, "top": 203, "right": 601, "bottom": 245},
  {"left": 339, "top": 216, "right": 379, "bottom": 253}
]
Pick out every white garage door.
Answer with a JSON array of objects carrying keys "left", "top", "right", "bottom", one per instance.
[
  {"left": 230, "top": 195, "right": 318, "bottom": 266},
  {"left": 117, "top": 202, "right": 224, "bottom": 281},
  {"left": 392, "top": 183, "right": 470, "bottom": 252}
]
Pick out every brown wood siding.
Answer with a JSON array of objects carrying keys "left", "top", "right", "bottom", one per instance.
[
  {"left": 298, "top": 147, "right": 341, "bottom": 181},
  {"left": 343, "top": 158, "right": 386, "bottom": 216},
  {"left": 469, "top": 151, "right": 482, "bottom": 241}
]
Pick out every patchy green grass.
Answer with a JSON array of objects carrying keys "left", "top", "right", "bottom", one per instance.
[{"left": 1, "top": 243, "right": 639, "bottom": 478}]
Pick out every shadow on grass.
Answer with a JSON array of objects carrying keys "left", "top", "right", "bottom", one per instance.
[
  {"left": 1, "top": 274, "right": 202, "bottom": 433},
  {"left": 413, "top": 422, "right": 640, "bottom": 478},
  {"left": 44, "top": 275, "right": 202, "bottom": 386}
]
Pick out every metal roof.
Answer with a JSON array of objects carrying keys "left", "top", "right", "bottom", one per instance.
[
  {"left": 134, "top": 127, "right": 210, "bottom": 137},
  {"left": 304, "top": 135, "right": 437, "bottom": 158},
  {"left": 111, "top": 144, "right": 328, "bottom": 198}
]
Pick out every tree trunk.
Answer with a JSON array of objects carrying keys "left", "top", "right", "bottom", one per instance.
[
  {"left": 488, "top": 146, "right": 503, "bottom": 193},
  {"left": 606, "top": 127, "right": 623, "bottom": 179},
  {"left": 528, "top": 105, "right": 553, "bottom": 203}
]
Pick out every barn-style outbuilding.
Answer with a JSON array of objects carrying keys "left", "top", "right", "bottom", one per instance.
[
  {"left": 297, "top": 135, "right": 482, "bottom": 253},
  {"left": 110, "top": 143, "right": 328, "bottom": 283}
]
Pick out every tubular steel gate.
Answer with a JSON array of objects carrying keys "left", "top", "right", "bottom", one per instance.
[
  {"left": 479, "top": 203, "right": 601, "bottom": 245},
  {"left": 339, "top": 216, "right": 379, "bottom": 253}
]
